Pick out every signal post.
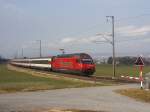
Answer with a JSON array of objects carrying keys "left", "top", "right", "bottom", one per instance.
[{"left": 134, "top": 56, "right": 144, "bottom": 89}]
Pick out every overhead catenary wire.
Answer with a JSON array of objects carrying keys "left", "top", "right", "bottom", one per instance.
[
  {"left": 17, "top": 14, "right": 150, "bottom": 58},
  {"left": 116, "top": 14, "right": 150, "bottom": 23},
  {"left": 39, "top": 14, "right": 150, "bottom": 47},
  {"left": 58, "top": 14, "right": 150, "bottom": 39},
  {"left": 92, "top": 35, "right": 150, "bottom": 44}
]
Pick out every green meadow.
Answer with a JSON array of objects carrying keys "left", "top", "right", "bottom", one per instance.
[
  {"left": 95, "top": 64, "right": 150, "bottom": 77},
  {"left": 0, "top": 64, "right": 102, "bottom": 93}
]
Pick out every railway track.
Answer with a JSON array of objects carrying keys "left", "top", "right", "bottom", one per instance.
[
  {"left": 36, "top": 70, "right": 140, "bottom": 83},
  {"left": 9, "top": 64, "right": 139, "bottom": 83},
  {"left": 58, "top": 73, "right": 139, "bottom": 83}
]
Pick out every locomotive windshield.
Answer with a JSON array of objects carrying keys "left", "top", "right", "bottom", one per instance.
[
  {"left": 81, "top": 58, "right": 94, "bottom": 64},
  {"left": 80, "top": 53, "right": 94, "bottom": 64}
]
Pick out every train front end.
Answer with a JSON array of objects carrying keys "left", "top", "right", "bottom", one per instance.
[{"left": 79, "top": 53, "right": 95, "bottom": 75}]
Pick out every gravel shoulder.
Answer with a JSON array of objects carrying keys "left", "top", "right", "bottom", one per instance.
[{"left": 0, "top": 84, "right": 149, "bottom": 112}]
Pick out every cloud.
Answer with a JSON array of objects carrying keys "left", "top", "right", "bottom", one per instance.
[
  {"left": 39, "top": 36, "right": 102, "bottom": 50},
  {"left": 60, "top": 35, "right": 110, "bottom": 45},
  {"left": 0, "top": 0, "right": 19, "bottom": 12},
  {"left": 61, "top": 37, "right": 76, "bottom": 44},
  {"left": 116, "top": 25, "right": 150, "bottom": 37}
]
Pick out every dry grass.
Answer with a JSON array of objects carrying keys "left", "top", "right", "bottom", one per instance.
[
  {"left": 42, "top": 109, "right": 104, "bottom": 112},
  {"left": 116, "top": 88, "right": 150, "bottom": 102}
]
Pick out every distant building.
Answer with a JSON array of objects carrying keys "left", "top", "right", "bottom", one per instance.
[{"left": 94, "top": 57, "right": 108, "bottom": 64}]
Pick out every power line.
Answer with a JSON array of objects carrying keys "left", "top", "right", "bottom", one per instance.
[
  {"left": 54, "top": 21, "right": 106, "bottom": 40},
  {"left": 55, "top": 14, "right": 150, "bottom": 41},
  {"left": 95, "top": 36, "right": 150, "bottom": 43},
  {"left": 36, "top": 40, "right": 42, "bottom": 57},
  {"left": 116, "top": 37, "right": 150, "bottom": 43},
  {"left": 116, "top": 14, "right": 150, "bottom": 23}
]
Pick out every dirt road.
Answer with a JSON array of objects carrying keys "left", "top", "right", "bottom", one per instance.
[{"left": 0, "top": 84, "right": 149, "bottom": 112}]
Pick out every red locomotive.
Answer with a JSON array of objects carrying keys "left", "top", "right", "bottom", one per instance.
[
  {"left": 11, "top": 53, "right": 95, "bottom": 76},
  {"left": 51, "top": 53, "right": 95, "bottom": 75}
]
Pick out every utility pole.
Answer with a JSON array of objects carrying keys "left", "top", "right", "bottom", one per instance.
[
  {"left": 37, "top": 40, "right": 42, "bottom": 57},
  {"left": 106, "top": 16, "right": 116, "bottom": 77},
  {"left": 21, "top": 48, "right": 24, "bottom": 58},
  {"left": 39, "top": 40, "right": 42, "bottom": 57},
  {"left": 14, "top": 51, "right": 18, "bottom": 59}
]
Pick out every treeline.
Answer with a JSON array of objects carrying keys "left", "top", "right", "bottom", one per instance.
[
  {"left": 107, "top": 56, "right": 150, "bottom": 65},
  {"left": 0, "top": 56, "right": 8, "bottom": 64}
]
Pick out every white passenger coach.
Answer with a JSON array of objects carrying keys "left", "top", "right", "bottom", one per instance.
[{"left": 11, "top": 58, "right": 52, "bottom": 69}]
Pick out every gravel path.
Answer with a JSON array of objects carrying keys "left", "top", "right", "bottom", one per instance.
[{"left": 0, "top": 84, "right": 149, "bottom": 112}]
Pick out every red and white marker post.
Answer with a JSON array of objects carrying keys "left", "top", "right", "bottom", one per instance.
[
  {"left": 134, "top": 56, "right": 144, "bottom": 89},
  {"left": 139, "top": 66, "right": 143, "bottom": 89}
]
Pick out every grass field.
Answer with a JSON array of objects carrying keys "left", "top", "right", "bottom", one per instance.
[
  {"left": 1, "top": 63, "right": 149, "bottom": 93},
  {"left": 45, "top": 109, "right": 103, "bottom": 112},
  {"left": 116, "top": 89, "right": 150, "bottom": 103},
  {"left": 0, "top": 64, "right": 103, "bottom": 93},
  {"left": 94, "top": 64, "right": 150, "bottom": 77}
]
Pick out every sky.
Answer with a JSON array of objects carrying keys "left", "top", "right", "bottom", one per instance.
[{"left": 0, "top": 0, "right": 150, "bottom": 58}]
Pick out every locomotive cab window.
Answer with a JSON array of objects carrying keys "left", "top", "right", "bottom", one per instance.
[{"left": 81, "top": 59, "right": 94, "bottom": 64}]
